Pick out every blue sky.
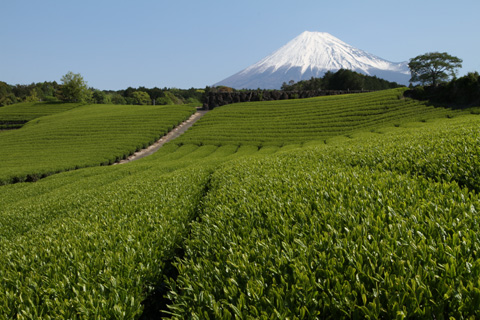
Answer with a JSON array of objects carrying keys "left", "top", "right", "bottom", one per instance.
[{"left": 1, "top": 0, "right": 479, "bottom": 90}]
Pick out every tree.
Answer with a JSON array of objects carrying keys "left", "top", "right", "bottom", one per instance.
[
  {"left": 131, "top": 91, "right": 151, "bottom": 105},
  {"left": 25, "top": 89, "right": 40, "bottom": 102},
  {"left": 92, "top": 90, "right": 108, "bottom": 104},
  {"left": 38, "top": 81, "right": 58, "bottom": 100},
  {"left": 58, "top": 71, "right": 91, "bottom": 102},
  {"left": 0, "top": 81, "right": 16, "bottom": 106},
  {"left": 110, "top": 93, "right": 126, "bottom": 105},
  {"left": 12, "top": 84, "right": 31, "bottom": 101},
  {"left": 156, "top": 91, "right": 181, "bottom": 105},
  {"left": 325, "top": 69, "right": 364, "bottom": 90},
  {"left": 408, "top": 52, "right": 462, "bottom": 87}
]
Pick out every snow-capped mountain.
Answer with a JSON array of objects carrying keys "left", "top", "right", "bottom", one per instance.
[{"left": 215, "top": 31, "right": 410, "bottom": 89}]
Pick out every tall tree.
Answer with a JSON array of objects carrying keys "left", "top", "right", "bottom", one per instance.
[
  {"left": 58, "top": 71, "right": 91, "bottom": 102},
  {"left": 408, "top": 52, "right": 462, "bottom": 87}
]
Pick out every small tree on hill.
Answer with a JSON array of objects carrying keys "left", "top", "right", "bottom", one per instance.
[
  {"left": 408, "top": 52, "right": 462, "bottom": 87},
  {"left": 58, "top": 71, "right": 91, "bottom": 102}
]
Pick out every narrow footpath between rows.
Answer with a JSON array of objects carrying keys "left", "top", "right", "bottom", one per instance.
[{"left": 114, "top": 109, "right": 208, "bottom": 165}]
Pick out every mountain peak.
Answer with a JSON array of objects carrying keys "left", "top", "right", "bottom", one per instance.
[
  {"left": 215, "top": 31, "right": 410, "bottom": 89},
  {"left": 298, "top": 31, "right": 340, "bottom": 39}
]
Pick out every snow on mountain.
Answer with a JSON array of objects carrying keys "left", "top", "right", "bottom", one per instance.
[{"left": 215, "top": 31, "right": 410, "bottom": 89}]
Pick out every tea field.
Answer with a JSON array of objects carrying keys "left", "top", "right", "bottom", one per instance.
[
  {"left": 0, "top": 90, "right": 479, "bottom": 319},
  {"left": 0, "top": 102, "right": 82, "bottom": 130},
  {"left": 0, "top": 103, "right": 195, "bottom": 185},
  {"left": 169, "top": 115, "right": 480, "bottom": 319},
  {"left": 174, "top": 88, "right": 462, "bottom": 147}
]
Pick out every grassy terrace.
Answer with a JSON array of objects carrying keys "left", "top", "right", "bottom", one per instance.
[
  {"left": 1, "top": 90, "right": 479, "bottom": 318},
  {"left": 0, "top": 103, "right": 195, "bottom": 185},
  {"left": 175, "top": 88, "right": 463, "bottom": 146},
  {"left": 0, "top": 102, "right": 83, "bottom": 129}
]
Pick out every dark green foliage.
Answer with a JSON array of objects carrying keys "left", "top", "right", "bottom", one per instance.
[
  {"left": 1, "top": 81, "right": 59, "bottom": 104},
  {"left": 106, "top": 87, "right": 203, "bottom": 106},
  {"left": 327, "top": 69, "right": 366, "bottom": 90},
  {"left": 408, "top": 52, "right": 463, "bottom": 86},
  {"left": 407, "top": 72, "right": 480, "bottom": 107},
  {"left": 131, "top": 91, "right": 151, "bottom": 105},
  {"left": 156, "top": 91, "right": 180, "bottom": 105},
  {"left": 110, "top": 92, "right": 127, "bottom": 105},
  {"left": 92, "top": 90, "right": 109, "bottom": 104},
  {"left": 57, "top": 71, "right": 91, "bottom": 103},
  {"left": 448, "top": 72, "right": 480, "bottom": 105},
  {"left": 1, "top": 79, "right": 203, "bottom": 106},
  {"left": 2, "top": 83, "right": 50, "bottom": 105},
  {"left": 0, "top": 81, "right": 17, "bottom": 106},
  {"left": 281, "top": 69, "right": 402, "bottom": 91}
]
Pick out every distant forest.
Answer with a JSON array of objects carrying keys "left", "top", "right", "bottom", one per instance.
[
  {"left": 280, "top": 69, "right": 403, "bottom": 91},
  {"left": 0, "top": 81, "right": 204, "bottom": 107},
  {"left": 2, "top": 69, "right": 479, "bottom": 108}
]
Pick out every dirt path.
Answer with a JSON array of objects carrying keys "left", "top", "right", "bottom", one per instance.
[{"left": 114, "top": 110, "right": 207, "bottom": 165}]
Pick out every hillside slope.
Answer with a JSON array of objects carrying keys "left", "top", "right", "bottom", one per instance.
[
  {"left": 0, "top": 102, "right": 82, "bottom": 130},
  {"left": 1, "top": 112, "right": 479, "bottom": 318},
  {"left": 1, "top": 88, "right": 480, "bottom": 318},
  {"left": 176, "top": 88, "right": 465, "bottom": 146},
  {"left": 0, "top": 103, "right": 195, "bottom": 185}
]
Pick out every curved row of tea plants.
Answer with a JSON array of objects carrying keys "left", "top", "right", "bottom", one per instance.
[
  {"left": 175, "top": 88, "right": 466, "bottom": 146},
  {"left": 1, "top": 90, "right": 479, "bottom": 318},
  {"left": 0, "top": 138, "right": 286, "bottom": 318},
  {"left": 331, "top": 116, "right": 480, "bottom": 193},
  {"left": 167, "top": 114, "right": 480, "bottom": 319},
  {"left": 0, "top": 138, "right": 270, "bottom": 318},
  {"left": 0, "top": 167, "right": 209, "bottom": 318},
  {"left": 0, "top": 103, "right": 196, "bottom": 185},
  {"left": 0, "top": 102, "right": 82, "bottom": 129}
]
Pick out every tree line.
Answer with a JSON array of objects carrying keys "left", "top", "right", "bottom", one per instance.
[
  {"left": 406, "top": 52, "right": 479, "bottom": 107},
  {"left": 0, "top": 80, "right": 59, "bottom": 106},
  {"left": 280, "top": 69, "right": 403, "bottom": 91},
  {"left": 407, "top": 71, "right": 480, "bottom": 106},
  {"left": 0, "top": 72, "right": 204, "bottom": 106},
  {"left": 1, "top": 51, "right": 477, "bottom": 108}
]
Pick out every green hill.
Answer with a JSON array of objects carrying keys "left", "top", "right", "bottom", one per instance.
[
  {"left": 175, "top": 88, "right": 462, "bottom": 146},
  {"left": 0, "top": 103, "right": 195, "bottom": 184},
  {"left": 0, "top": 101, "right": 82, "bottom": 129},
  {"left": 0, "top": 90, "right": 479, "bottom": 318}
]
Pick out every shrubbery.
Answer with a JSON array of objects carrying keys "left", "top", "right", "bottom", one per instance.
[
  {"left": 0, "top": 77, "right": 203, "bottom": 106},
  {"left": 408, "top": 72, "right": 480, "bottom": 107},
  {"left": 281, "top": 69, "right": 403, "bottom": 91}
]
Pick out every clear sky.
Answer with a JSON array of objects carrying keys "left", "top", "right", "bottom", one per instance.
[{"left": 1, "top": 0, "right": 479, "bottom": 90}]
